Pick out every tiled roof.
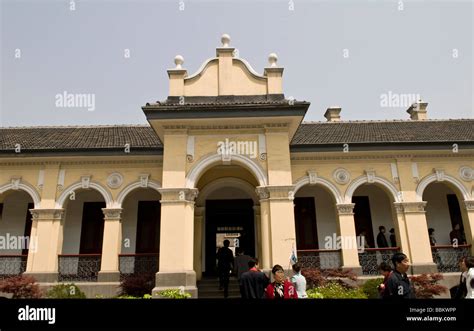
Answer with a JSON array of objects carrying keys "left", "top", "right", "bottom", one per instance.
[
  {"left": 291, "top": 119, "right": 474, "bottom": 145},
  {"left": 0, "top": 119, "right": 473, "bottom": 155},
  {"left": 0, "top": 125, "right": 162, "bottom": 153}
]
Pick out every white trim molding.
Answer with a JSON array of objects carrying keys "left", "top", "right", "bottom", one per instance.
[
  {"left": 115, "top": 179, "right": 162, "bottom": 207},
  {"left": 0, "top": 178, "right": 41, "bottom": 208},
  {"left": 415, "top": 172, "right": 471, "bottom": 201},
  {"left": 196, "top": 177, "right": 258, "bottom": 205},
  {"left": 185, "top": 153, "right": 268, "bottom": 188},
  {"left": 56, "top": 180, "right": 113, "bottom": 208},
  {"left": 293, "top": 173, "right": 344, "bottom": 204},
  {"left": 344, "top": 175, "right": 401, "bottom": 203}
]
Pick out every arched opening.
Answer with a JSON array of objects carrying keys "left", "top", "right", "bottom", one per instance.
[
  {"left": 120, "top": 188, "right": 161, "bottom": 278},
  {"left": 293, "top": 184, "right": 341, "bottom": 269},
  {"left": 194, "top": 165, "right": 259, "bottom": 298},
  {"left": 0, "top": 190, "right": 34, "bottom": 278},
  {"left": 352, "top": 184, "right": 399, "bottom": 275},
  {"left": 60, "top": 188, "right": 106, "bottom": 282},
  {"left": 423, "top": 182, "right": 471, "bottom": 272}
]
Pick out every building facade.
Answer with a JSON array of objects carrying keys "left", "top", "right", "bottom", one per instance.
[{"left": 0, "top": 35, "right": 473, "bottom": 297}]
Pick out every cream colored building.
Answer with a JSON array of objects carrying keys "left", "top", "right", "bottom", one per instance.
[{"left": 0, "top": 35, "right": 473, "bottom": 297}]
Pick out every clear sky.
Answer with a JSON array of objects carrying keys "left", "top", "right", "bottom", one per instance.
[{"left": 1, "top": 0, "right": 472, "bottom": 127}]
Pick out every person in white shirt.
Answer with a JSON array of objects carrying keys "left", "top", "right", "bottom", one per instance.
[
  {"left": 290, "top": 262, "right": 307, "bottom": 298},
  {"left": 466, "top": 256, "right": 474, "bottom": 299}
]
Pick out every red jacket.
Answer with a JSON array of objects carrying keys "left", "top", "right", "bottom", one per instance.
[{"left": 265, "top": 280, "right": 298, "bottom": 299}]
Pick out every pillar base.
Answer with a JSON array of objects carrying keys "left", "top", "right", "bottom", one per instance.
[
  {"left": 23, "top": 272, "right": 58, "bottom": 283},
  {"left": 341, "top": 265, "right": 363, "bottom": 276},
  {"left": 152, "top": 270, "right": 198, "bottom": 298},
  {"left": 97, "top": 271, "right": 121, "bottom": 282},
  {"left": 410, "top": 262, "right": 438, "bottom": 275}
]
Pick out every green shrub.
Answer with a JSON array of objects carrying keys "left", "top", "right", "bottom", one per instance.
[
  {"left": 116, "top": 294, "right": 153, "bottom": 299},
  {"left": 47, "top": 283, "right": 86, "bottom": 299},
  {"left": 361, "top": 278, "right": 383, "bottom": 299},
  {"left": 156, "top": 288, "right": 191, "bottom": 299},
  {"left": 307, "top": 282, "right": 368, "bottom": 299}
]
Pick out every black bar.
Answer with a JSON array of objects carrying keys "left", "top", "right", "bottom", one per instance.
[{"left": 0, "top": 299, "right": 473, "bottom": 330}]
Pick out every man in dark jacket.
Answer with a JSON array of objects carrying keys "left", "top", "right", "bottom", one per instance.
[
  {"left": 216, "top": 240, "right": 234, "bottom": 298},
  {"left": 377, "top": 226, "right": 389, "bottom": 248},
  {"left": 385, "top": 252, "right": 415, "bottom": 299},
  {"left": 239, "top": 258, "right": 269, "bottom": 299},
  {"left": 233, "top": 248, "right": 252, "bottom": 280}
]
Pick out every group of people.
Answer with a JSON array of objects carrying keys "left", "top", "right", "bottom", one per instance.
[
  {"left": 377, "top": 253, "right": 474, "bottom": 299},
  {"left": 216, "top": 240, "right": 306, "bottom": 299},
  {"left": 217, "top": 239, "right": 474, "bottom": 299},
  {"left": 429, "top": 224, "right": 467, "bottom": 246}
]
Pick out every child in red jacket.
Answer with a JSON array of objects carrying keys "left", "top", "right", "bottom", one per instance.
[{"left": 265, "top": 264, "right": 298, "bottom": 299}]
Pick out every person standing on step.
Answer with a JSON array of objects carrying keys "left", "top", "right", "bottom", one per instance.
[
  {"left": 239, "top": 258, "right": 269, "bottom": 299},
  {"left": 233, "top": 247, "right": 252, "bottom": 281},
  {"left": 216, "top": 239, "right": 234, "bottom": 298}
]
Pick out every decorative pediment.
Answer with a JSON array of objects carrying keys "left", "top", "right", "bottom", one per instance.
[{"left": 167, "top": 34, "right": 283, "bottom": 97}]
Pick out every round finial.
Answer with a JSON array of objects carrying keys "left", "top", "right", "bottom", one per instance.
[
  {"left": 174, "top": 55, "right": 184, "bottom": 69},
  {"left": 268, "top": 53, "right": 278, "bottom": 67},
  {"left": 221, "top": 34, "right": 231, "bottom": 47}
]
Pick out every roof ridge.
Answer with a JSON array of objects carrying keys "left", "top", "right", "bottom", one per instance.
[
  {"left": 0, "top": 124, "right": 151, "bottom": 129},
  {"left": 301, "top": 118, "right": 474, "bottom": 124}
]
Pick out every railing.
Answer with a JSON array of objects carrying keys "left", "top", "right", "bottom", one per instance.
[
  {"left": 0, "top": 255, "right": 27, "bottom": 279},
  {"left": 297, "top": 249, "right": 342, "bottom": 269},
  {"left": 119, "top": 253, "right": 159, "bottom": 280},
  {"left": 58, "top": 254, "right": 101, "bottom": 282},
  {"left": 359, "top": 248, "right": 400, "bottom": 275},
  {"left": 431, "top": 244, "right": 472, "bottom": 273}
]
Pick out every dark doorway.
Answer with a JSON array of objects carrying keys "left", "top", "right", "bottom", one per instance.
[
  {"left": 79, "top": 202, "right": 106, "bottom": 254},
  {"left": 447, "top": 194, "right": 463, "bottom": 231},
  {"left": 135, "top": 201, "right": 161, "bottom": 253},
  {"left": 21, "top": 203, "right": 34, "bottom": 255},
  {"left": 294, "top": 197, "right": 319, "bottom": 249},
  {"left": 205, "top": 199, "right": 254, "bottom": 276},
  {"left": 352, "top": 196, "right": 375, "bottom": 248}
]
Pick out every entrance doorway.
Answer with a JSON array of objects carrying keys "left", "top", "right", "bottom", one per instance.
[{"left": 204, "top": 199, "right": 254, "bottom": 276}]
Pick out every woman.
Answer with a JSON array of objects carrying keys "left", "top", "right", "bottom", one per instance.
[
  {"left": 378, "top": 261, "right": 392, "bottom": 299},
  {"left": 265, "top": 265, "right": 298, "bottom": 299},
  {"left": 453, "top": 257, "right": 468, "bottom": 299},
  {"left": 466, "top": 256, "right": 474, "bottom": 299}
]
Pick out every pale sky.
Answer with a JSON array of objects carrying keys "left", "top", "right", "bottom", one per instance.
[{"left": 1, "top": 0, "right": 473, "bottom": 127}]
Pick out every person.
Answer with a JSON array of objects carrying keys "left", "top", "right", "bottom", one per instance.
[
  {"left": 239, "top": 258, "right": 269, "bottom": 299},
  {"left": 265, "top": 265, "right": 298, "bottom": 299},
  {"left": 358, "top": 230, "right": 370, "bottom": 249},
  {"left": 233, "top": 247, "right": 252, "bottom": 280},
  {"left": 466, "top": 256, "right": 474, "bottom": 299},
  {"left": 451, "top": 257, "right": 468, "bottom": 299},
  {"left": 216, "top": 239, "right": 234, "bottom": 298},
  {"left": 450, "top": 224, "right": 466, "bottom": 245},
  {"left": 384, "top": 252, "right": 415, "bottom": 299},
  {"left": 378, "top": 262, "right": 392, "bottom": 298},
  {"left": 290, "top": 262, "right": 307, "bottom": 298},
  {"left": 428, "top": 228, "right": 437, "bottom": 246},
  {"left": 376, "top": 226, "right": 389, "bottom": 248},
  {"left": 389, "top": 228, "right": 397, "bottom": 247}
]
